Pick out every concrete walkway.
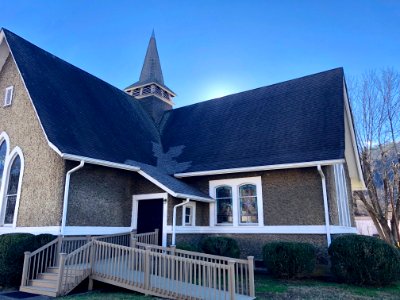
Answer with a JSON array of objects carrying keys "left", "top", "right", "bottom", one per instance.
[{"left": 0, "top": 291, "right": 50, "bottom": 300}]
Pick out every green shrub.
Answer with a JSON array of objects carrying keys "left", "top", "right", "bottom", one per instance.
[
  {"left": 176, "top": 242, "right": 199, "bottom": 252},
  {"left": 33, "top": 234, "right": 57, "bottom": 249},
  {"left": 0, "top": 233, "right": 57, "bottom": 287},
  {"left": 263, "top": 241, "right": 316, "bottom": 278},
  {"left": 329, "top": 234, "right": 400, "bottom": 286},
  {"left": 0, "top": 233, "right": 36, "bottom": 287},
  {"left": 200, "top": 236, "right": 240, "bottom": 258}
]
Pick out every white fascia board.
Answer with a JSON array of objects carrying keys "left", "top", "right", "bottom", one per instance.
[
  {"left": 137, "top": 170, "right": 213, "bottom": 203},
  {"left": 174, "top": 159, "right": 345, "bottom": 178},
  {"left": 175, "top": 193, "right": 214, "bottom": 203},
  {"left": 62, "top": 226, "right": 131, "bottom": 236},
  {"left": 62, "top": 154, "right": 140, "bottom": 171},
  {"left": 0, "top": 226, "right": 61, "bottom": 235},
  {"left": 343, "top": 81, "right": 366, "bottom": 190},
  {"left": 165, "top": 225, "right": 358, "bottom": 235},
  {"left": 3, "top": 34, "right": 64, "bottom": 158}
]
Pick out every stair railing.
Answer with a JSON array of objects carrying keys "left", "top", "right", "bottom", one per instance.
[
  {"left": 130, "top": 229, "right": 159, "bottom": 245},
  {"left": 57, "top": 241, "right": 93, "bottom": 296},
  {"left": 21, "top": 237, "right": 61, "bottom": 287},
  {"left": 20, "top": 235, "right": 92, "bottom": 289}
]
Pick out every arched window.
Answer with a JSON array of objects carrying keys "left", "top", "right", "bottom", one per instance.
[
  {"left": 216, "top": 186, "right": 233, "bottom": 224},
  {"left": 3, "top": 155, "right": 21, "bottom": 225},
  {"left": 0, "top": 141, "right": 6, "bottom": 185},
  {"left": 239, "top": 184, "right": 258, "bottom": 224}
]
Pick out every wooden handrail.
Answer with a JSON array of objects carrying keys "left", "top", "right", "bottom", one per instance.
[{"left": 29, "top": 236, "right": 59, "bottom": 256}]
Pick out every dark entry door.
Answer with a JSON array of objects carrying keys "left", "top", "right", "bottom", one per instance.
[{"left": 137, "top": 199, "right": 163, "bottom": 245}]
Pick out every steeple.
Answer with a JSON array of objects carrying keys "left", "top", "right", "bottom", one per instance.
[{"left": 125, "top": 31, "right": 175, "bottom": 115}]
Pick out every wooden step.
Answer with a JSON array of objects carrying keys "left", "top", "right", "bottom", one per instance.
[
  {"left": 29, "top": 279, "right": 57, "bottom": 289},
  {"left": 38, "top": 272, "right": 58, "bottom": 280},
  {"left": 20, "top": 285, "right": 57, "bottom": 297},
  {"left": 46, "top": 267, "right": 59, "bottom": 274}
]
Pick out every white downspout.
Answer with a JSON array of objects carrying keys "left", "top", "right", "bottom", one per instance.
[
  {"left": 172, "top": 198, "right": 190, "bottom": 246},
  {"left": 317, "top": 165, "right": 331, "bottom": 245},
  {"left": 61, "top": 161, "right": 85, "bottom": 235}
]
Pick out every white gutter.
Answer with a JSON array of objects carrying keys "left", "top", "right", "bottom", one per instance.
[
  {"left": 171, "top": 199, "right": 190, "bottom": 246},
  {"left": 174, "top": 159, "right": 345, "bottom": 178},
  {"left": 62, "top": 154, "right": 213, "bottom": 202},
  {"left": 62, "top": 154, "right": 140, "bottom": 172},
  {"left": 317, "top": 165, "right": 331, "bottom": 245},
  {"left": 61, "top": 161, "right": 85, "bottom": 235}
]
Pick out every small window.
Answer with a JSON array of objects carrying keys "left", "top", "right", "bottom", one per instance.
[
  {"left": 182, "top": 203, "right": 196, "bottom": 226},
  {"left": 184, "top": 207, "right": 192, "bottom": 225},
  {"left": 4, "top": 86, "right": 14, "bottom": 107}
]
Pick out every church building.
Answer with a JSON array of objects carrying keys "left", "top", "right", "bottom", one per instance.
[{"left": 0, "top": 28, "right": 365, "bottom": 259}]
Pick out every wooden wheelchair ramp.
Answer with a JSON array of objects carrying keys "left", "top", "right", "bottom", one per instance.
[{"left": 20, "top": 231, "right": 255, "bottom": 299}]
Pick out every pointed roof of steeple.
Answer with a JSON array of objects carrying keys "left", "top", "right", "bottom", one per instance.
[
  {"left": 125, "top": 31, "right": 174, "bottom": 95},
  {"left": 139, "top": 30, "right": 164, "bottom": 84}
]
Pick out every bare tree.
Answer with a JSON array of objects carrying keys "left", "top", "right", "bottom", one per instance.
[{"left": 350, "top": 68, "right": 400, "bottom": 246}]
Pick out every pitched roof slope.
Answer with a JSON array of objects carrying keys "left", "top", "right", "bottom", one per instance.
[
  {"left": 160, "top": 68, "right": 345, "bottom": 173},
  {"left": 3, "top": 29, "right": 160, "bottom": 165}
]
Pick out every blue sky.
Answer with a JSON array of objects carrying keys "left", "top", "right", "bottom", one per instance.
[{"left": 1, "top": 0, "right": 399, "bottom": 107}]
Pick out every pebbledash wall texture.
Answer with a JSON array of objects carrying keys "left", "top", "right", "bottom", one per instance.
[{"left": 0, "top": 55, "right": 66, "bottom": 227}]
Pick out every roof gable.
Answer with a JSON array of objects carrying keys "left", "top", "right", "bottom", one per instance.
[{"left": 3, "top": 29, "right": 161, "bottom": 165}]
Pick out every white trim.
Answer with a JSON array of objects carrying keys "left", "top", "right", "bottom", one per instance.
[
  {"left": 62, "top": 226, "right": 132, "bottom": 236},
  {"left": 209, "top": 177, "right": 264, "bottom": 227},
  {"left": 182, "top": 202, "right": 196, "bottom": 226},
  {"left": 63, "top": 154, "right": 140, "bottom": 172},
  {"left": 138, "top": 170, "right": 213, "bottom": 202},
  {"left": 0, "top": 226, "right": 61, "bottom": 235},
  {"left": 165, "top": 225, "right": 358, "bottom": 235},
  {"left": 131, "top": 193, "right": 168, "bottom": 247},
  {"left": 334, "top": 164, "right": 351, "bottom": 227},
  {"left": 343, "top": 82, "right": 366, "bottom": 190},
  {"left": 175, "top": 159, "right": 345, "bottom": 178},
  {"left": 3, "top": 35, "right": 64, "bottom": 157},
  {"left": 3, "top": 85, "right": 13, "bottom": 107},
  {"left": 318, "top": 165, "right": 331, "bottom": 245},
  {"left": 0, "top": 146, "right": 24, "bottom": 228},
  {"left": 172, "top": 199, "right": 189, "bottom": 245},
  {"left": 61, "top": 161, "right": 85, "bottom": 235}
]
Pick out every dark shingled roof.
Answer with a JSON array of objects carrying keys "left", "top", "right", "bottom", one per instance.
[
  {"left": 2, "top": 28, "right": 210, "bottom": 200},
  {"left": 3, "top": 28, "right": 160, "bottom": 166},
  {"left": 2, "top": 28, "right": 346, "bottom": 192},
  {"left": 160, "top": 68, "right": 345, "bottom": 173}
]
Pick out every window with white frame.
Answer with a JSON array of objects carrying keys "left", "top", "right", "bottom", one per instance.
[
  {"left": 216, "top": 186, "right": 233, "bottom": 224},
  {"left": 182, "top": 202, "right": 196, "bottom": 226},
  {"left": 3, "top": 86, "right": 14, "bottom": 107},
  {"left": 210, "top": 177, "right": 264, "bottom": 226},
  {"left": 334, "top": 164, "right": 351, "bottom": 227},
  {"left": 0, "top": 140, "right": 6, "bottom": 184},
  {"left": 3, "top": 154, "right": 21, "bottom": 225}
]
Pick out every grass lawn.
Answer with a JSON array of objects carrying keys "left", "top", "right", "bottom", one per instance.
[
  {"left": 62, "top": 275, "right": 400, "bottom": 299},
  {"left": 255, "top": 274, "right": 400, "bottom": 299}
]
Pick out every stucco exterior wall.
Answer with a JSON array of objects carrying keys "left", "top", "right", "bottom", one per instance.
[
  {"left": 182, "top": 168, "right": 326, "bottom": 226},
  {"left": 67, "top": 163, "right": 134, "bottom": 226},
  {"left": 0, "top": 54, "right": 65, "bottom": 227},
  {"left": 169, "top": 233, "right": 328, "bottom": 260},
  {"left": 67, "top": 165, "right": 165, "bottom": 227}
]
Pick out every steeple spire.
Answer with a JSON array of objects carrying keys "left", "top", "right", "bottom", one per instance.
[
  {"left": 139, "top": 30, "right": 164, "bottom": 85},
  {"left": 124, "top": 31, "right": 176, "bottom": 122}
]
